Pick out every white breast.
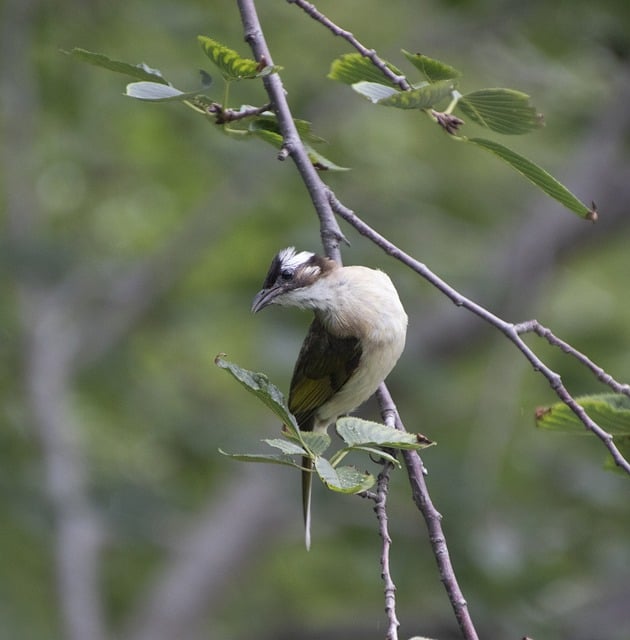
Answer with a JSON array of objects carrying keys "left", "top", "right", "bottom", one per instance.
[{"left": 308, "top": 266, "right": 408, "bottom": 430}]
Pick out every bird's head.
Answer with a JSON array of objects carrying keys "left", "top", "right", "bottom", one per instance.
[{"left": 251, "top": 247, "right": 337, "bottom": 313}]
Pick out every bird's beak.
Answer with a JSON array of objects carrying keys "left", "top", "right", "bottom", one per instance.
[{"left": 251, "top": 286, "right": 281, "bottom": 313}]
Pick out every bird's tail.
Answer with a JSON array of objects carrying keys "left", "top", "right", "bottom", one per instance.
[{"left": 302, "top": 455, "right": 313, "bottom": 551}]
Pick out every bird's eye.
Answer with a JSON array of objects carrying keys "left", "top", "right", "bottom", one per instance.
[{"left": 280, "top": 269, "right": 293, "bottom": 281}]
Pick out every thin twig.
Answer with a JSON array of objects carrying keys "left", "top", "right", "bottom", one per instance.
[
  {"left": 237, "top": 0, "right": 346, "bottom": 262},
  {"left": 360, "top": 460, "right": 400, "bottom": 640},
  {"left": 516, "top": 320, "right": 630, "bottom": 396},
  {"left": 208, "top": 101, "right": 272, "bottom": 124},
  {"left": 377, "top": 385, "right": 480, "bottom": 640},
  {"left": 287, "top": 0, "right": 410, "bottom": 91},
  {"left": 330, "top": 193, "right": 630, "bottom": 475},
  {"left": 375, "top": 464, "right": 400, "bottom": 640}
]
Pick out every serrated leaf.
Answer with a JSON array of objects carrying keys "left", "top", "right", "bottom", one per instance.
[
  {"left": 300, "top": 431, "right": 331, "bottom": 457},
  {"left": 198, "top": 36, "right": 280, "bottom": 80},
  {"left": 65, "top": 48, "right": 169, "bottom": 84},
  {"left": 328, "top": 53, "right": 403, "bottom": 88},
  {"left": 536, "top": 394, "right": 630, "bottom": 436},
  {"left": 457, "top": 89, "right": 543, "bottom": 135},
  {"left": 125, "top": 82, "right": 206, "bottom": 102},
  {"left": 314, "top": 458, "right": 375, "bottom": 493},
  {"left": 352, "top": 81, "right": 400, "bottom": 104},
  {"left": 336, "top": 417, "right": 434, "bottom": 450},
  {"left": 262, "top": 438, "right": 307, "bottom": 456},
  {"left": 215, "top": 355, "right": 300, "bottom": 436},
  {"left": 465, "top": 137, "right": 594, "bottom": 219},
  {"left": 378, "top": 79, "right": 456, "bottom": 109},
  {"left": 401, "top": 50, "right": 461, "bottom": 82},
  {"left": 218, "top": 448, "right": 303, "bottom": 468}
]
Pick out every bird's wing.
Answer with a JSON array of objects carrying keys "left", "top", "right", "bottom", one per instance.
[
  {"left": 288, "top": 316, "right": 362, "bottom": 430},
  {"left": 287, "top": 316, "right": 362, "bottom": 550}
]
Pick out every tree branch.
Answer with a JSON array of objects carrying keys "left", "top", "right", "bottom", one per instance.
[
  {"left": 239, "top": 3, "right": 629, "bottom": 640},
  {"left": 377, "top": 385, "right": 480, "bottom": 640},
  {"left": 287, "top": 0, "right": 411, "bottom": 90},
  {"left": 330, "top": 193, "right": 630, "bottom": 475},
  {"left": 237, "top": 0, "right": 346, "bottom": 262}
]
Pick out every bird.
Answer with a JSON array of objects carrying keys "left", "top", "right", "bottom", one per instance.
[{"left": 251, "top": 247, "right": 408, "bottom": 549}]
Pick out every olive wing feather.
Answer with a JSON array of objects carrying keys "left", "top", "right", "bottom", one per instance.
[{"left": 288, "top": 317, "right": 362, "bottom": 430}]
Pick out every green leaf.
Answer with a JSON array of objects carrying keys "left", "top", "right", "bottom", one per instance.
[
  {"left": 300, "top": 431, "right": 331, "bottom": 457},
  {"left": 198, "top": 36, "right": 279, "bottom": 80},
  {"left": 351, "top": 82, "right": 400, "bottom": 104},
  {"left": 376, "top": 79, "right": 456, "bottom": 110},
  {"left": 401, "top": 50, "right": 461, "bottom": 82},
  {"left": 536, "top": 394, "right": 630, "bottom": 436},
  {"left": 218, "top": 448, "right": 303, "bottom": 468},
  {"left": 64, "top": 48, "right": 169, "bottom": 84},
  {"left": 314, "top": 457, "right": 375, "bottom": 493},
  {"left": 457, "top": 89, "right": 544, "bottom": 135},
  {"left": 465, "top": 137, "right": 595, "bottom": 219},
  {"left": 328, "top": 53, "right": 403, "bottom": 88},
  {"left": 304, "top": 144, "right": 350, "bottom": 172},
  {"left": 247, "top": 114, "right": 326, "bottom": 145},
  {"left": 352, "top": 79, "right": 455, "bottom": 110},
  {"left": 245, "top": 116, "right": 348, "bottom": 171},
  {"left": 346, "top": 446, "right": 401, "bottom": 467},
  {"left": 336, "top": 417, "right": 434, "bottom": 450},
  {"left": 125, "top": 82, "right": 207, "bottom": 102},
  {"left": 262, "top": 438, "right": 307, "bottom": 456},
  {"left": 215, "top": 355, "right": 300, "bottom": 436}
]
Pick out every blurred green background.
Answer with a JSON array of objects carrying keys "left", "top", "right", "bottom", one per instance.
[{"left": 1, "top": 0, "right": 629, "bottom": 639}]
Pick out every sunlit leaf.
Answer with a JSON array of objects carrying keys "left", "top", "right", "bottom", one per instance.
[
  {"left": 65, "top": 48, "right": 169, "bottom": 84},
  {"left": 536, "top": 394, "right": 630, "bottom": 435},
  {"left": 401, "top": 50, "right": 461, "bottom": 82},
  {"left": 378, "top": 79, "right": 456, "bottom": 109},
  {"left": 198, "top": 36, "right": 279, "bottom": 80},
  {"left": 315, "top": 457, "right": 374, "bottom": 493},
  {"left": 328, "top": 53, "right": 403, "bottom": 87},
  {"left": 466, "top": 137, "right": 594, "bottom": 219},
  {"left": 457, "top": 89, "right": 544, "bottom": 135},
  {"left": 336, "top": 417, "right": 434, "bottom": 450}
]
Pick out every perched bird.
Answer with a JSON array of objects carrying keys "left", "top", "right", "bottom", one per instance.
[{"left": 252, "top": 247, "right": 408, "bottom": 548}]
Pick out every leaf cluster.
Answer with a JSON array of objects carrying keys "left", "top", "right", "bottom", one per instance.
[
  {"left": 328, "top": 50, "right": 595, "bottom": 220},
  {"left": 536, "top": 393, "right": 630, "bottom": 471},
  {"left": 215, "top": 356, "right": 432, "bottom": 493},
  {"left": 65, "top": 39, "right": 345, "bottom": 171},
  {"left": 68, "top": 37, "right": 595, "bottom": 216}
]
